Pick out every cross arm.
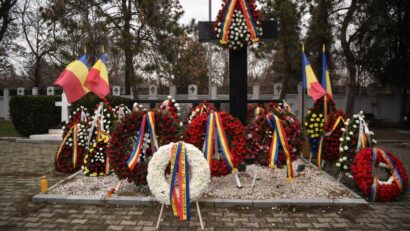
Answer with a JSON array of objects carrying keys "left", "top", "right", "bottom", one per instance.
[{"left": 198, "top": 20, "right": 277, "bottom": 42}]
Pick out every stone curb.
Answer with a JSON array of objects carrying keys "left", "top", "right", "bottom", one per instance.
[
  {"left": 32, "top": 194, "right": 367, "bottom": 207},
  {"left": 15, "top": 138, "right": 61, "bottom": 143}
]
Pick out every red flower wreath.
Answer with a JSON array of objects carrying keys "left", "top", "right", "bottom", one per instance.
[
  {"left": 55, "top": 107, "right": 90, "bottom": 173},
  {"left": 107, "top": 110, "right": 183, "bottom": 185},
  {"left": 246, "top": 103, "right": 303, "bottom": 167},
  {"left": 184, "top": 111, "right": 246, "bottom": 177},
  {"left": 352, "top": 148, "right": 408, "bottom": 202},
  {"left": 187, "top": 102, "right": 216, "bottom": 125},
  {"left": 322, "top": 110, "right": 347, "bottom": 161}
]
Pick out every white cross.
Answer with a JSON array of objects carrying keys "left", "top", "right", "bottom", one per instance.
[{"left": 55, "top": 92, "right": 71, "bottom": 123}]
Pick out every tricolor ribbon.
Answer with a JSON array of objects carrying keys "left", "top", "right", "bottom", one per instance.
[
  {"left": 202, "top": 112, "right": 236, "bottom": 173},
  {"left": 72, "top": 124, "right": 78, "bottom": 168},
  {"left": 170, "top": 142, "right": 191, "bottom": 221},
  {"left": 127, "top": 111, "right": 158, "bottom": 171},
  {"left": 318, "top": 115, "right": 346, "bottom": 168},
  {"left": 56, "top": 124, "right": 78, "bottom": 169},
  {"left": 266, "top": 113, "right": 294, "bottom": 182},
  {"left": 370, "top": 148, "right": 404, "bottom": 202},
  {"left": 219, "top": 0, "right": 260, "bottom": 44}
]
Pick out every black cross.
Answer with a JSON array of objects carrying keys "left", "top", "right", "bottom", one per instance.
[
  {"left": 18, "top": 89, "right": 23, "bottom": 95},
  {"left": 190, "top": 86, "right": 196, "bottom": 94},
  {"left": 48, "top": 88, "right": 53, "bottom": 94},
  {"left": 150, "top": 87, "right": 155, "bottom": 94},
  {"left": 114, "top": 87, "right": 119, "bottom": 95},
  {"left": 198, "top": 20, "right": 277, "bottom": 124}
]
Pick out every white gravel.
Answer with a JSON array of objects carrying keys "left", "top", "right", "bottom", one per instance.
[{"left": 49, "top": 159, "right": 355, "bottom": 199}]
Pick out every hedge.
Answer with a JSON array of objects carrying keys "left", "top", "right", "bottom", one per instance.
[
  {"left": 70, "top": 94, "right": 134, "bottom": 112},
  {"left": 10, "top": 95, "right": 61, "bottom": 136}
]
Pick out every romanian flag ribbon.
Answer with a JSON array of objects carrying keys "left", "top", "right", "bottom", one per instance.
[
  {"left": 302, "top": 46, "right": 327, "bottom": 101},
  {"left": 85, "top": 53, "right": 110, "bottom": 99},
  {"left": 219, "top": 0, "right": 260, "bottom": 44},
  {"left": 325, "top": 116, "right": 345, "bottom": 136},
  {"left": 266, "top": 113, "right": 294, "bottom": 182},
  {"left": 54, "top": 55, "right": 90, "bottom": 103},
  {"left": 317, "top": 136, "right": 324, "bottom": 169},
  {"left": 370, "top": 148, "right": 404, "bottom": 202},
  {"left": 202, "top": 112, "right": 236, "bottom": 173},
  {"left": 55, "top": 124, "right": 78, "bottom": 169},
  {"left": 127, "top": 112, "right": 158, "bottom": 171},
  {"left": 170, "top": 142, "right": 191, "bottom": 221}
]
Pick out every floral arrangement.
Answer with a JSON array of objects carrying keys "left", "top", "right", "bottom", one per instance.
[
  {"left": 159, "top": 96, "right": 181, "bottom": 120},
  {"left": 184, "top": 111, "right": 246, "bottom": 176},
  {"left": 83, "top": 136, "right": 110, "bottom": 176},
  {"left": 82, "top": 101, "right": 115, "bottom": 176},
  {"left": 322, "top": 110, "right": 347, "bottom": 161},
  {"left": 336, "top": 111, "right": 376, "bottom": 173},
  {"left": 246, "top": 102, "right": 303, "bottom": 167},
  {"left": 351, "top": 147, "right": 408, "bottom": 202},
  {"left": 147, "top": 142, "right": 210, "bottom": 205},
  {"left": 107, "top": 110, "right": 183, "bottom": 185},
  {"left": 187, "top": 102, "right": 216, "bottom": 125},
  {"left": 55, "top": 106, "right": 90, "bottom": 173},
  {"left": 213, "top": 0, "right": 262, "bottom": 49},
  {"left": 113, "top": 104, "right": 131, "bottom": 120},
  {"left": 132, "top": 102, "right": 146, "bottom": 112},
  {"left": 304, "top": 96, "right": 336, "bottom": 154}
]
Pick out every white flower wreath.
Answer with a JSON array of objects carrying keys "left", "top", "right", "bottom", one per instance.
[{"left": 147, "top": 142, "right": 210, "bottom": 205}]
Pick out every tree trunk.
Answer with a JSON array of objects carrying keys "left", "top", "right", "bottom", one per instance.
[
  {"left": 400, "top": 84, "right": 408, "bottom": 127},
  {"left": 280, "top": 46, "right": 290, "bottom": 100},
  {"left": 341, "top": 0, "right": 357, "bottom": 116},
  {"left": 33, "top": 58, "right": 41, "bottom": 87}
]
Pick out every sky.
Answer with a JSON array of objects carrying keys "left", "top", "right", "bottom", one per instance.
[{"left": 179, "top": 0, "right": 220, "bottom": 24}]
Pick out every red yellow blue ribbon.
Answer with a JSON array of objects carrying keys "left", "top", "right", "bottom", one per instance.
[
  {"left": 202, "top": 113, "right": 215, "bottom": 166},
  {"left": 202, "top": 112, "right": 236, "bottom": 173},
  {"left": 266, "top": 113, "right": 294, "bottom": 182},
  {"left": 127, "top": 111, "right": 158, "bottom": 171},
  {"left": 56, "top": 124, "right": 79, "bottom": 169},
  {"left": 170, "top": 142, "right": 191, "bottom": 221},
  {"left": 219, "top": 0, "right": 260, "bottom": 44},
  {"left": 238, "top": 0, "right": 260, "bottom": 42},
  {"left": 317, "top": 136, "right": 324, "bottom": 169}
]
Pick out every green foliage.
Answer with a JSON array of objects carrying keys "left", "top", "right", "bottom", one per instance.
[
  {"left": 0, "top": 121, "right": 21, "bottom": 137},
  {"left": 70, "top": 94, "right": 133, "bottom": 113},
  {"left": 9, "top": 96, "right": 61, "bottom": 136}
]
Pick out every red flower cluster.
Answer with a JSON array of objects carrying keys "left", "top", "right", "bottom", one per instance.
[
  {"left": 107, "top": 111, "right": 182, "bottom": 185},
  {"left": 55, "top": 107, "right": 90, "bottom": 173},
  {"left": 187, "top": 102, "right": 216, "bottom": 122},
  {"left": 323, "top": 110, "right": 347, "bottom": 161},
  {"left": 352, "top": 148, "right": 408, "bottom": 202},
  {"left": 246, "top": 103, "right": 303, "bottom": 167},
  {"left": 184, "top": 111, "right": 246, "bottom": 177}
]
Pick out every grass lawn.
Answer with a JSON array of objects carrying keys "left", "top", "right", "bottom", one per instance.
[{"left": 0, "top": 120, "right": 21, "bottom": 137}]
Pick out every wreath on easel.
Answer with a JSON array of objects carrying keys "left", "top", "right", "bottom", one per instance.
[
  {"left": 55, "top": 106, "right": 90, "bottom": 173},
  {"left": 107, "top": 110, "right": 182, "bottom": 185}
]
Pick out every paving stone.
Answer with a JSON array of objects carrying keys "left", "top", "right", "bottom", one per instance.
[
  {"left": 120, "top": 220, "right": 137, "bottom": 226},
  {"left": 295, "top": 222, "right": 313, "bottom": 228},
  {"left": 313, "top": 222, "right": 331, "bottom": 228},
  {"left": 71, "top": 219, "right": 87, "bottom": 224},
  {"left": 108, "top": 225, "right": 125, "bottom": 230}
]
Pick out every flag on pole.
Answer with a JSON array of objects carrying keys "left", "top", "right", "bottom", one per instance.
[
  {"left": 54, "top": 55, "right": 90, "bottom": 103},
  {"left": 85, "top": 51, "right": 110, "bottom": 99},
  {"left": 301, "top": 45, "right": 326, "bottom": 101},
  {"left": 321, "top": 44, "right": 333, "bottom": 98}
]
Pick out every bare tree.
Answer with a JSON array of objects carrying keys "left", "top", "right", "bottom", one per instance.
[{"left": 0, "top": 0, "right": 17, "bottom": 42}]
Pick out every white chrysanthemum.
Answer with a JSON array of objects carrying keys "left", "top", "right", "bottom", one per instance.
[
  {"left": 349, "top": 131, "right": 353, "bottom": 135},
  {"left": 343, "top": 165, "right": 348, "bottom": 170},
  {"left": 344, "top": 146, "right": 349, "bottom": 150},
  {"left": 372, "top": 139, "right": 377, "bottom": 144},
  {"left": 147, "top": 142, "right": 210, "bottom": 204},
  {"left": 341, "top": 128, "right": 346, "bottom": 132},
  {"left": 353, "top": 115, "right": 358, "bottom": 118},
  {"left": 339, "top": 137, "right": 344, "bottom": 142},
  {"left": 339, "top": 158, "right": 343, "bottom": 162},
  {"left": 336, "top": 163, "right": 341, "bottom": 167},
  {"left": 346, "top": 137, "right": 351, "bottom": 141},
  {"left": 360, "top": 110, "right": 363, "bottom": 115},
  {"left": 353, "top": 125, "right": 357, "bottom": 129},
  {"left": 339, "top": 147, "right": 344, "bottom": 152},
  {"left": 343, "top": 156, "right": 347, "bottom": 161}
]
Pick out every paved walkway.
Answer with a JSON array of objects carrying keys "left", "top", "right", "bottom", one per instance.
[{"left": 0, "top": 135, "right": 409, "bottom": 230}]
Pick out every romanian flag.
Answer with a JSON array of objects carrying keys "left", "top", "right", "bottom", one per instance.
[
  {"left": 302, "top": 45, "right": 326, "bottom": 101},
  {"left": 321, "top": 45, "right": 333, "bottom": 98},
  {"left": 54, "top": 55, "right": 90, "bottom": 103},
  {"left": 85, "top": 54, "right": 110, "bottom": 99}
]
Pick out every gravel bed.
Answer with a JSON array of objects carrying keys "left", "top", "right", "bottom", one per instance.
[{"left": 49, "top": 159, "right": 356, "bottom": 199}]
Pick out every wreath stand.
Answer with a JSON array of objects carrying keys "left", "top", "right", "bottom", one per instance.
[
  {"left": 213, "top": 134, "right": 242, "bottom": 188},
  {"left": 155, "top": 201, "right": 204, "bottom": 230}
]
